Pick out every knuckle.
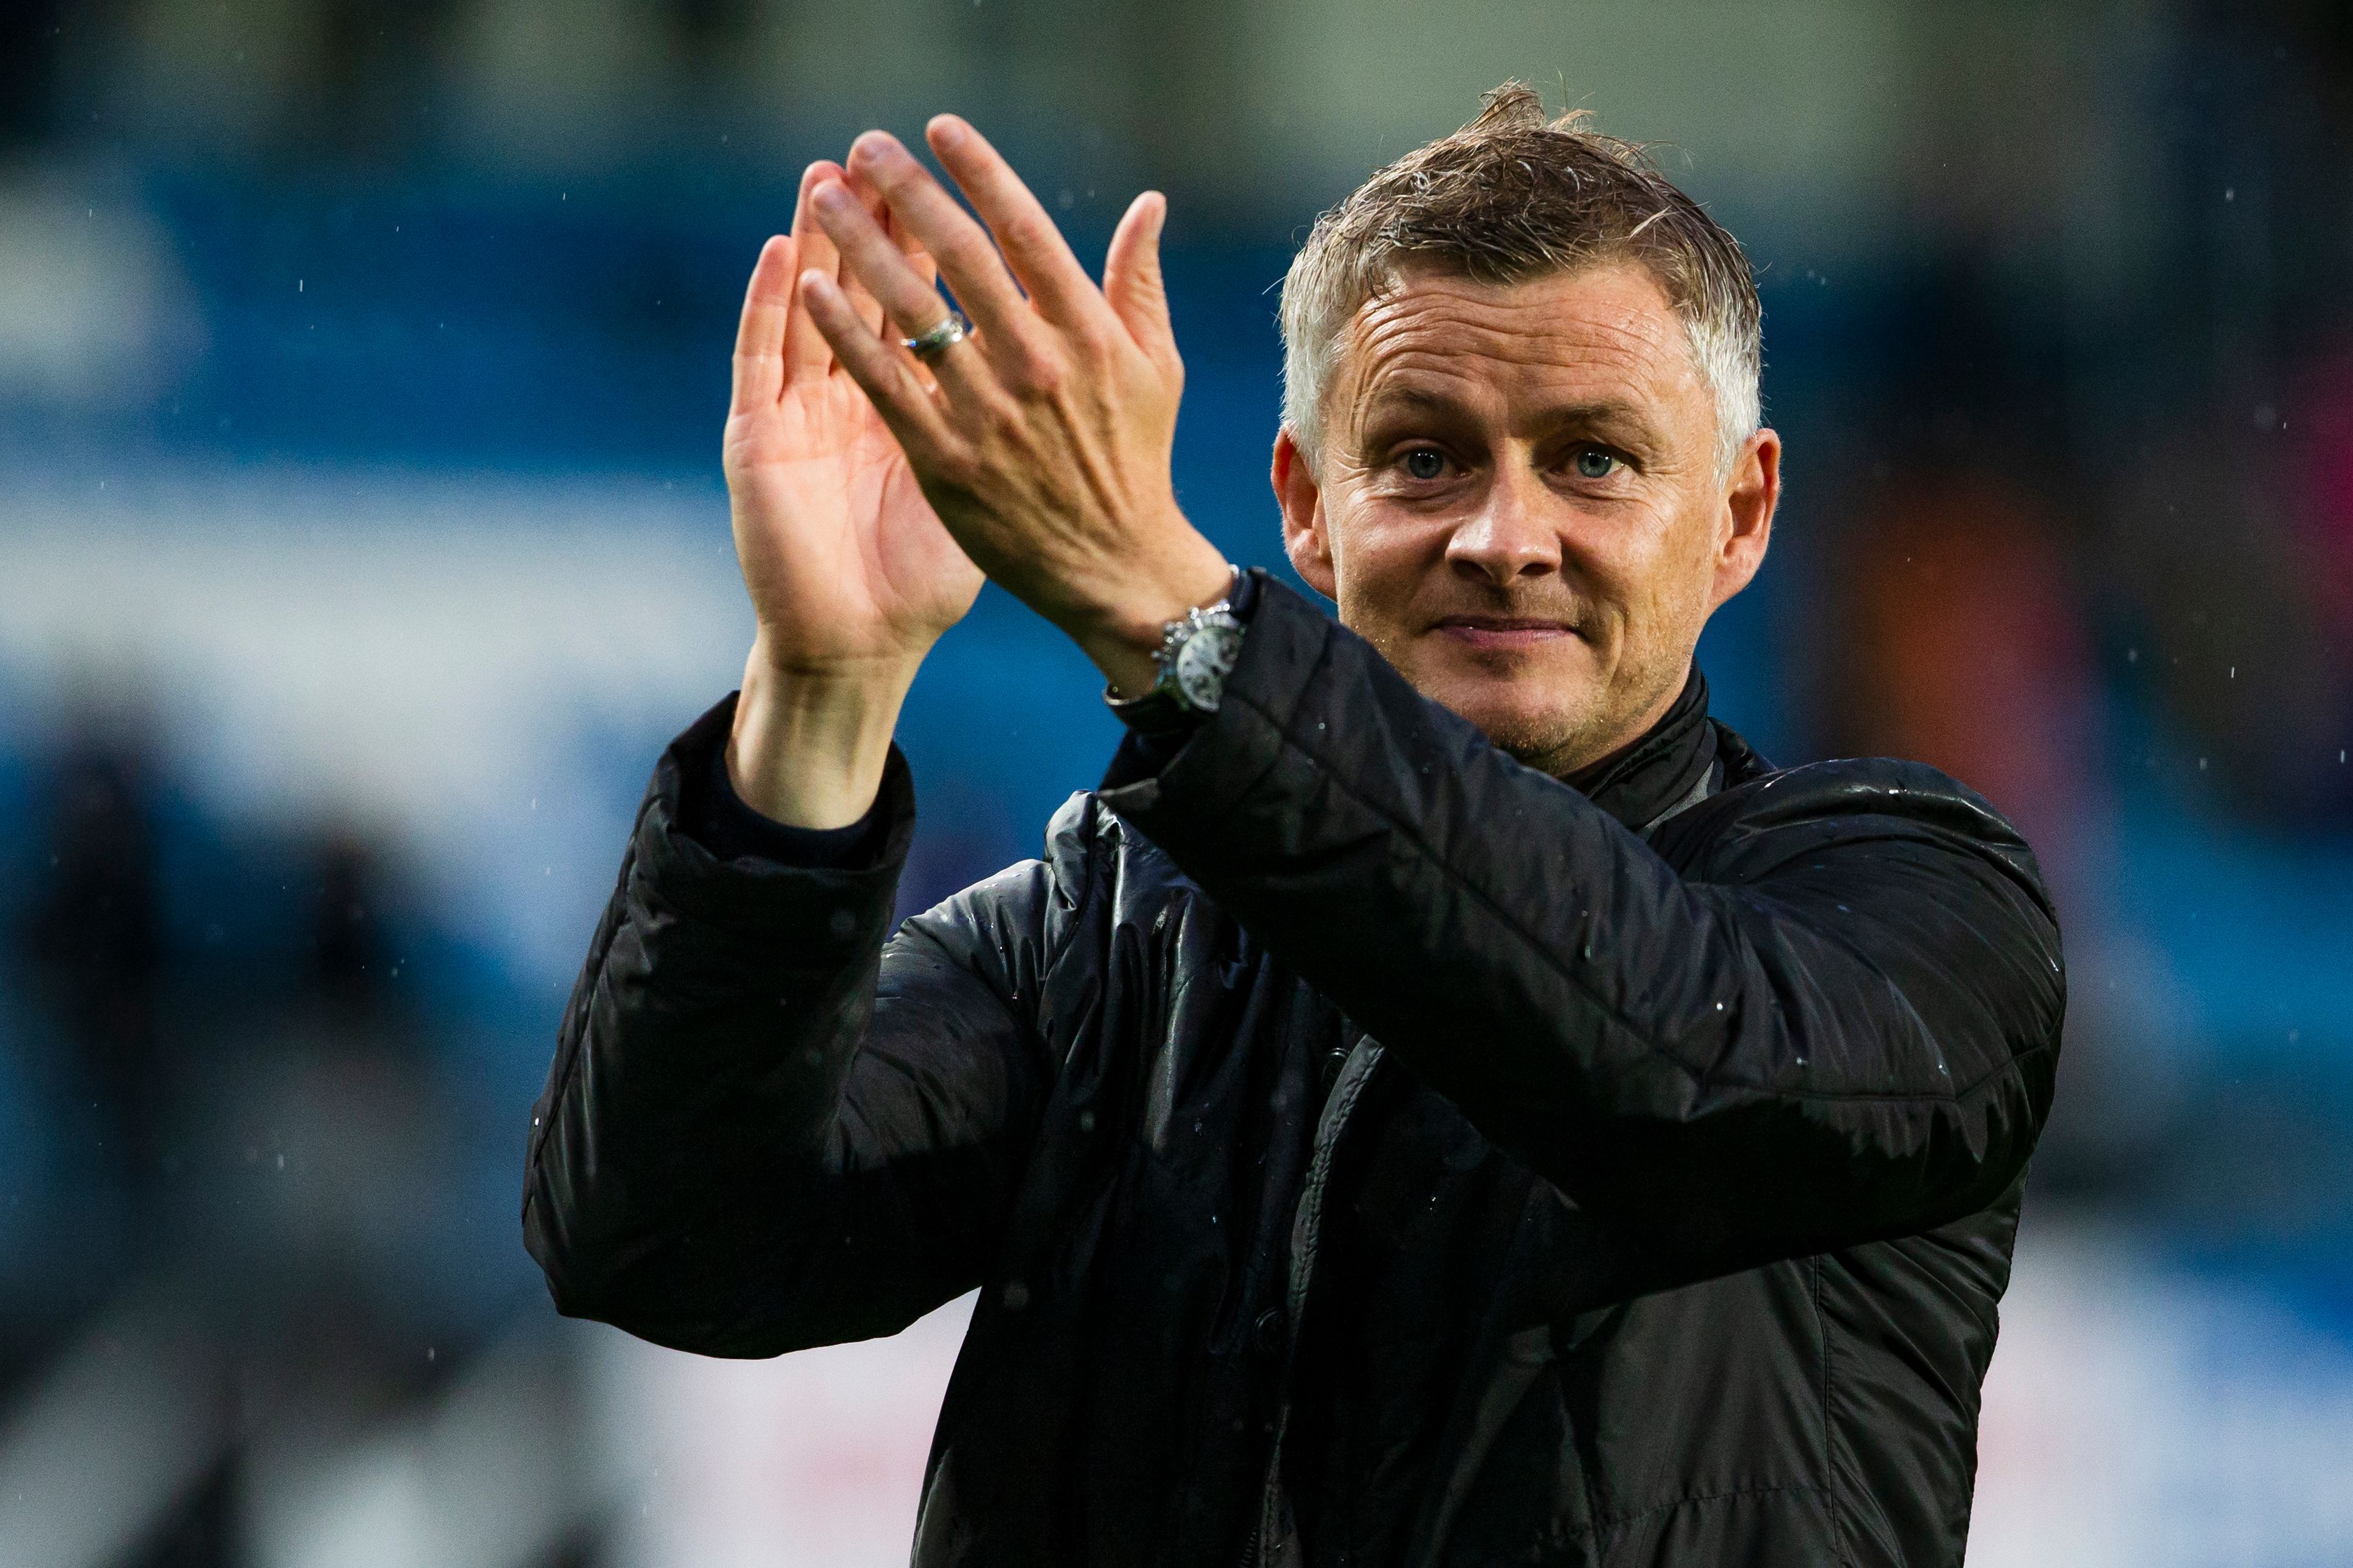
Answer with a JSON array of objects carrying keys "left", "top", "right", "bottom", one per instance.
[
  {"left": 1006, "top": 215, "right": 1055, "bottom": 256},
  {"left": 1004, "top": 348, "right": 1064, "bottom": 398},
  {"left": 1067, "top": 319, "right": 1119, "bottom": 361}
]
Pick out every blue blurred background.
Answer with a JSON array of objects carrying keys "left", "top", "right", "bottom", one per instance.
[{"left": 2, "top": 3, "right": 2352, "bottom": 1564}]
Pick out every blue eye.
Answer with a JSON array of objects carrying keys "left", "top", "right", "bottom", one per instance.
[
  {"left": 1575, "top": 448, "right": 1619, "bottom": 478},
  {"left": 1403, "top": 448, "right": 1446, "bottom": 480}
]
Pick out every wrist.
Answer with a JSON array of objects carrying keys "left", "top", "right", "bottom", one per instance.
[
  {"left": 1073, "top": 528, "right": 1237, "bottom": 699},
  {"left": 728, "top": 642, "right": 916, "bottom": 829}
]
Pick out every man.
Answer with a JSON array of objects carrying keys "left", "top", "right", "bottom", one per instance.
[{"left": 524, "top": 85, "right": 2062, "bottom": 1567}]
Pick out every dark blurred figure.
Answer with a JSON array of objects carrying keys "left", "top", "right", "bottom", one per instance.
[
  {"left": 310, "top": 830, "right": 385, "bottom": 1015},
  {"left": 19, "top": 706, "right": 168, "bottom": 1230},
  {"left": 218, "top": 826, "right": 445, "bottom": 1318},
  {"left": 170, "top": 829, "right": 478, "bottom": 1564}
]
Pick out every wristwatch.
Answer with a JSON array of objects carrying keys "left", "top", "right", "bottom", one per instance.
[{"left": 1104, "top": 567, "right": 1246, "bottom": 732}]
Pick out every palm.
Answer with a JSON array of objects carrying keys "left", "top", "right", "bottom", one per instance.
[
  {"left": 726, "top": 370, "right": 978, "bottom": 666},
  {"left": 724, "top": 209, "right": 980, "bottom": 674}
]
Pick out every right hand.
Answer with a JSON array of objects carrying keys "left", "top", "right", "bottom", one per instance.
[
  {"left": 726, "top": 159, "right": 984, "bottom": 681},
  {"left": 722, "top": 163, "right": 985, "bottom": 826}
]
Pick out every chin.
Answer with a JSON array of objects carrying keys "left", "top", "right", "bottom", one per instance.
[{"left": 1425, "top": 675, "right": 1594, "bottom": 766}]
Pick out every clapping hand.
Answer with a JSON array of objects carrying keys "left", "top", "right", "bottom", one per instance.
[
  {"left": 794, "top": 116, "right": 1234, "bottom": 699},
  {"left": 721, "top": 161, "right": 985, "bottom": 827}
]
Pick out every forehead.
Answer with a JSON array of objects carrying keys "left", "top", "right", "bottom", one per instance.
[{"left": 1335, "top": 261, "right": 1706, "bottom": 427}]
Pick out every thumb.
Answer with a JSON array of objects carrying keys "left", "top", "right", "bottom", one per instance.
[{"left": 1104, "top": 190, "right": 1177, "bottom": 370}]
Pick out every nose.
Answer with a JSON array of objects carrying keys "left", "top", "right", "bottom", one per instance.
[{"left": 1444, "top": 466, "right": 1561, "bottom": 589}]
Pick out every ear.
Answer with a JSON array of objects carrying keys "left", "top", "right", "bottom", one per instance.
[
  {"left": 1273, "top": 428, "right": 1338, "bottom": 602},
  {"left": 1709, "top": 427, "right": 1780, "bottom": 612}
]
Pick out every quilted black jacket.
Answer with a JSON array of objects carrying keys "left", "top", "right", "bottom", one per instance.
[{"left": 524, "top": 571, "right": 2064, "bottom": 1567}]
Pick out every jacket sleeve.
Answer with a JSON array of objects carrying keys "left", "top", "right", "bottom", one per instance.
[
  {"left": 522, "top": 697, "right": 1063, "bottom": 1357},
  {"left": 1097, "top": 578, "right": 2064, "bottom": 1295}
]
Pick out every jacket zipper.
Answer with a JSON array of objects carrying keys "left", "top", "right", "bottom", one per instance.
[{"left": 1245, "top": 1032, "right": 1385, "bottom": 1567}]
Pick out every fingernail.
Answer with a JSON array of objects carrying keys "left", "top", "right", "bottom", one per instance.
[
  {"left": 929, "top": 115, "right": 966, "bottom": 148},
  {"left": 849, "top": 129, "right": 898, "bottom": 164}
]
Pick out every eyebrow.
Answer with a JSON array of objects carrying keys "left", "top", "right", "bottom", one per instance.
[{"left": 1356, "top": 385, "right": 1665, "bottom": 452}]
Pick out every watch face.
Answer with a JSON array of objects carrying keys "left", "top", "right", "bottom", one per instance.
[{"left": 1175, "top": 621, "right": 1244, "bottom": 710}]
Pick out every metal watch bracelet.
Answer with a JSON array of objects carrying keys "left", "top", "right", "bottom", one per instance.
[{"left": 1103, "top": 565, "right": 1246, "bottom": 731}]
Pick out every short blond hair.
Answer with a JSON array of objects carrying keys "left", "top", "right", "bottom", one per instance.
[{"left": 1279, "top": 82, "right": 1762, "bottom": 479}]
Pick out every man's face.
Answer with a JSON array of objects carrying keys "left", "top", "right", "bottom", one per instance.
[{"left": 1274, "top": 262, "right": 1779, "bottom": 777}]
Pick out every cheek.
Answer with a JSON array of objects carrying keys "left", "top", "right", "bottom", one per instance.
[
  {"left": 1328, "top": 502, "right": 1437, "bottom": 606},
  {"left": 1334, "top": 554, "right": 1417, "bottom": 650},
  {"left": 1611, "top": 501, "right": 1719, "bottom": 622}
]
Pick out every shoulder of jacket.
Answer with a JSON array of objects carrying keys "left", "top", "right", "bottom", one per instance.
[
  {"left": 1739, "top": 754, "right": 2021, "bottom": 831},
  {"left": 1655, "top": 753, "right": 2040, "bottom": 882}
]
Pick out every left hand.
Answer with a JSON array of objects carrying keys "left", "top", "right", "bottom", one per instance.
[{"left": 796, "top": 116, "right": 1235, "bottom": 697}]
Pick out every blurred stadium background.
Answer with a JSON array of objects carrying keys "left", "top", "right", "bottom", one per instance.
[{"left": 2, "top": 1, "right": 2352, "bottom": 1563}]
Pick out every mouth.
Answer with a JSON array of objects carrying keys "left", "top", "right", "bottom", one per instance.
[{"left": 1432, "top": 615, "right": 1582, "bottom": 652}]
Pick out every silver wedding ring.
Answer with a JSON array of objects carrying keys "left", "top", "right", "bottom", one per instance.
[{"left": 901, "top": 309, "right": 972, "bottom": 361}]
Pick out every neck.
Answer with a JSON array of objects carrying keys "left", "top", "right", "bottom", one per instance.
[{"left": 1558, "top": 661, "right": 1694, "bottom": 786}]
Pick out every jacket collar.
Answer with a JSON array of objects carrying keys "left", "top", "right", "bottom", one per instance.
[{"left": 1563, "top": 666, "right": 1718, "bottom": 833}]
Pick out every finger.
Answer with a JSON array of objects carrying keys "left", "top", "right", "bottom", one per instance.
[
  {"left": 1103, "top": 190, "right": 1176, "bottom": 368},
  {"left": 886, "top": 202, "right": 945, "bottom": 396},
  {"left": 799, "top": 269, "right": 954, "bottom": 455},
  {"left": 811, "top": 177, "right": 984, "bottom": 387},
  {"left": 924, "top": 115, "right": 1108, "bottom": 329},
  {"left": 731, "top": 233, "right": 794, "bottom": 414},
  {"left": 839, "top": 163, "right": 893, "bottom": 340},
  {"left": 891, "top": 199, "right": 940, "bottom": 292},
  {"left": 844, "top": 130, "right": 1034, "bottom": 347},
  {"left": 785, "top": 160, "right": 848, "bottom": 379}
]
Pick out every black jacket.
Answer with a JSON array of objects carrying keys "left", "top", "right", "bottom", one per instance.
[{"left": 524, "top": 572, "right": 2064, "bottom": 1567}]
